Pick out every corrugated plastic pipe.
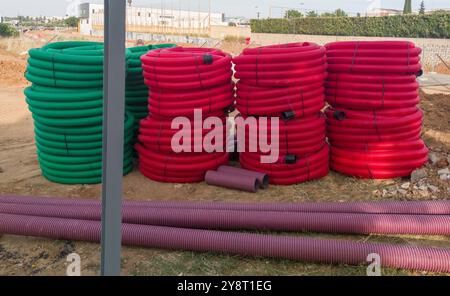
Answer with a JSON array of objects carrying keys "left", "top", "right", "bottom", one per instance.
[
  {"left": 1, "top": 202, "right": 450, "bottom": 235},
  {"left": 1, "top": 195, "right": 450, "bottom": 215},
  {"left": 217, "top": 166, "right": 269, "bottom": 189},
  {"left": 205, "top": 171, "right": 260, "bottom": 193},
  {"left": 1, "top": 213, "right": 449, "bottom": 273}
]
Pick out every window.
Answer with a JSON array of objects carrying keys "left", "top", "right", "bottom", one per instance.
[{"left": 138, "top": 12, "right": 141, "bottom": 16}]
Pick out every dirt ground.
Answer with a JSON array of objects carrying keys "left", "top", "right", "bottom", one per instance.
[{"left": 0, "top": 33, "right": 449, "bottom": 276}]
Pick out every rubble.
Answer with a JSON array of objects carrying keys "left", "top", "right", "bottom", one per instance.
[
  {"left": 428, "top": 185, "right": 440, "bottom": 192},
  {"left": 429, "top": 152, "right": 441, "bottom": 164},
  {"left": 437, "top": 167, "right": 450, "bottom": 181},
  {"left": 397, "top": 189, "right": 408, "bottom": 195},
  {"left": 401, "top": 182, "right": 410, "bottom": 189},
  {"left": 440, "top": 174, "right": 450, "bottom": 181},
  {"left": 410, "top": 168, "right": 427, "bottom": 182},
  {"left": 437, "top": 168, "right": 449, "bottom": 175}
]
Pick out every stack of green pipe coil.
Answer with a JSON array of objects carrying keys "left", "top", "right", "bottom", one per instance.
[
  {"left": 125, "top": 44, "right": 175, "bottom": 125},
  {"left": 24, "top": 41, "right": 134, "bottom": 184}
]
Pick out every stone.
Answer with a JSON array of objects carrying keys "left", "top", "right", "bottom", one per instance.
[
  {"left": 436, "top": 159, "right": 449, "bottom": 168},
  {"left": 429, "top": 152, "right": 441, "bottom": 164},
  {"left": 0, "top": 166, "right": 3, "bottom": 173},
  {"left": 397, "top": 189, "right": 408, "bottom": 195},
  {"left": 440, "top": 174, "right": 449, "bottom": 181},
  {"left": 428, "top": 185, "right": 440, "bottom": 192},
  {"left": 401, "top": 182, "right": 410, "bottom": 189},
  {"left": 437, "top": 168, "right": 450, "bottom": 175},
  {"left": 418, "top": 185, "right": 428, "bottom": 191},
  {"left": 419, "top": 190, "right": 430, "bottom": 198},
  {"left": 411, "top": 168, "right": 427, "bottom": 182}
]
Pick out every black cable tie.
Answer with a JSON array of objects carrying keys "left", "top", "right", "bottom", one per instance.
[
  {"left": 202, "top": 54, "right": 213, "bottom": 65},
  {"left": 282, "top": 110, "right": 295, "bottom": 121},
  {"left": 333, "top": 110, "right": 346, "bottom": 121},
  {"left": 285, "top": 154, "right": 297, "bottom": 164}
]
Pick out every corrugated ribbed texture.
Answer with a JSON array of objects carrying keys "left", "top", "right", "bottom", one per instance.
[
  {"left": 1, "top": 213, "right": 449, "bottom": 273},
  {"left": 1, "top": 203, "right": 450, "bottom": 235},
  {"left": 1, "top": 195, "right": 449, "bottom": 215}
]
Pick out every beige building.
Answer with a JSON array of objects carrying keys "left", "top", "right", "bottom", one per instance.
[
  {"left": 365, "top": 8, "right": 403, "bottom": 17},
  {"left": 78, "top": 2, "right": 226, "bottom": 36}
]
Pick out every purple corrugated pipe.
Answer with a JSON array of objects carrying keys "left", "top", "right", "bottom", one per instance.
[
  {"left": 1, "top": 202, "right": 450, "bottom": 235},
  {"left": 1, "top": 213, "right": 449, "bottom": 273},
  {"left": 205, "top": 170, "right": 260, "bottom": 192},
  {"left": 217, "top": 166, "right": 269, "bottom": 189},
  {"left": 1, "top": 195, "right": 449, "bottom": 215}
]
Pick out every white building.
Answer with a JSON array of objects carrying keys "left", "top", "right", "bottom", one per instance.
[
  {"left": 365, "top": 8, "right": 403, "bottom": 17},
  {"left": 78, "top": 2, "right": 226, "bottom": 36}
]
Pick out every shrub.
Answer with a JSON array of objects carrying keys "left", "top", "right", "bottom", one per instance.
[
  {"left": 250, "top": 13, "right": 450, "bottom": 38},
  {"left": 0, "top": 23, "right": 19, "bottom": 37}
]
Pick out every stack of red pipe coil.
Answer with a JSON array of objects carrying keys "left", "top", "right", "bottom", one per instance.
[
  {"left": 137, "top": 47, "right": 233, "bottom": 183},
  {"left": 325, "top": 41, "right": 428, "bottom": 179},
  {"left": 233, "top": 43, "right": 329, "bottom": 185}
]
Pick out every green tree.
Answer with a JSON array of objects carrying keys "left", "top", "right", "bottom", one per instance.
[
  {"left": 419, "top": 1, "right": 425, "bottom": 15},
  {"left": 306, "top": 10, "right": 318, "bottom": 17},
  {"left": 321, "top": 12, "right": 335, "bottom": 17},
  {"left": 403, "top": 0, "right": 412, "bottom": 14},
  {"left": 284, "top": 9, "right": 302, "bottom": 19},
  {"left": 334, "top": 8, "right": 348, "bottom": 17},
  {"left": 64, "top": 16, "right": 79, "bottom": 27},
  {"left": 0, "top": 23, "right": 19, "bottom": 37}
]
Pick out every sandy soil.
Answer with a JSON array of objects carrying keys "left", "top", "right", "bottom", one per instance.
[{"left": 0, "top": 35, "right": 449, "bottom": 276}]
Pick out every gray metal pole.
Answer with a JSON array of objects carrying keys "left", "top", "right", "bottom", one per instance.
[{"left": 101, "top": 0, "right": 126, "bottom": 276}]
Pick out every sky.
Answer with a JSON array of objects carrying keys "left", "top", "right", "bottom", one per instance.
[{"left": 0, "top": 0, "right": 449, "bottom": 18}]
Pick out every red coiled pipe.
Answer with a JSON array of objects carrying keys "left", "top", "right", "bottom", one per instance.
[
  {"left": 325, "top": 41, "right": 422, "bottom": 75},
  {"left": 141, "top": 47, "right": 234, "bottom": 118},
  {"left": 138, "top": 114, "right": 227, "bottom": 153},
  {"left": 241, "top": 145, "right": 330, "bottom": 185},
  {"left": 233, "top": 42, "right": 327, "bottom": 118},
  {"left": 137, "top": 47, "right": 232, "bottom": 183},
  {"left": 325, "top": 41, "right": 427, "bottom": 179},
  {"left": 233, "top": 43, "right": 328, "bottom": 185}
]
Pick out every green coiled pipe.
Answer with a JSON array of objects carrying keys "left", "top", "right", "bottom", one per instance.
[
  {"left": 24, "top": 41, "right": 135, "bottom": 184},
  {"left": 125, "top": 44, "right": 176, "bottom": 124}
]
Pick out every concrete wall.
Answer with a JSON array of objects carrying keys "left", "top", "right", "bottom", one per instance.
[
  {"left": 251, "top": 33, "right": 450, "bottom": 72},
  {"left": 89, "top": 29, "right": 220, "bottom": 47},
  {"left": 210, "top": 25, "right": 251, "bottom": 39}
]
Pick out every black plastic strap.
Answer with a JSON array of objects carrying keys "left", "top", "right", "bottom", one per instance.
[
  {"left": 333, "top": 110, "right": 346, "bottom": 121},
  {"left": 255, "top": 47, "right": 261, "bottom": 86},
  {"left": 203, "top": 54, "right": 213, "bottom": 65},
  {"left": 285, "top": 154, "right": 297, "bottom": 164},
  {"left": 51, "top": 53, "right": 57, "bottom": 87},
  {"left": 63, "top": 133, "right": 69, "bottom": 155},
  {"left": 305, "top": 155, "right": 311, "bottom": 180},
  {"left": 282, "top": 110, "right": 296, "bottom": 121},
  {"left": 194, "top": 55, "right": 205, "bottom": 89},
  {"left": 373, "top": 110, "right": 381, "bottom": 142},
  {"left": 157, "top": 122, "right": 163, "bottom": 152},
  {"left": 350, "top": 41, "right": 360, "bottom": 73}
]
